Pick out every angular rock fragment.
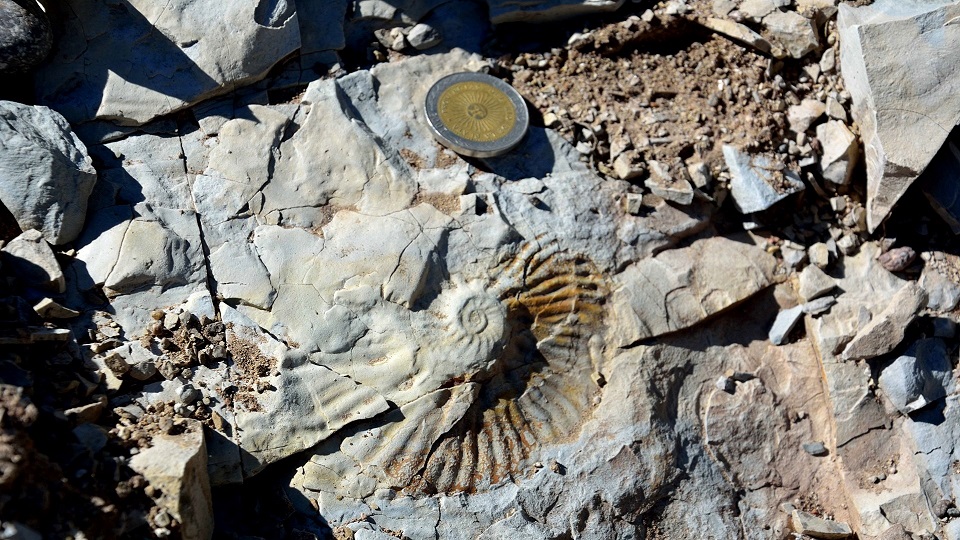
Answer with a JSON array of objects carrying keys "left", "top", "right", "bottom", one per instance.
[
  {"left": 788, "top": 99, "right": 826, "bottom": 133},
  {"left": 769, "top": 305, "right": 803, "bottom": 346},
  {"left": 878, "top": 339, "right": 952, "bottom": 414},
  {"left": 129, "top": 419, "right": 213, "bottom": 540},
  {"left": 702, "top": 18, "right": 772, "bottom": 54},
  {"left": 838, "top": 0, "right": 960, "bottom": 231},
  {"left": 791, "top": 510, "right": 853, "bottom": 538},
  {"left": 35, "top": 0, "right": 301, "bottom": 125},
  {"left": 841, "top": 282, "right": 926, "bottom": 361},
  {"left": 799, "top": 266, "right": 837, "bottom": 302},
  {"left": 32, "top": 298, "right": 78, "bottom": 319},
  {"left": 723, "top": 145, "right": 805, "bottom": 213},
  {"left": 1, "top": 229, "right": 64, "bottom": 293},
  {"left": 0, "top": 102, "right": 97, "bottom": 245},
  {"left": 919, "top": 251, "right": 960, "bottom": 312},
  {"left": 645, "top": 161, "right": 694, "bottom": 205},
  {"left": 802, "top": 296, "right": 836, "bottom": 316},
  {"left": 802, "top": 441, "right": 828, "bottom": 456},
  {"left": 612, "top": 236, "right": 777, "bottom": 345},
  {"left": 816, "top": 120, "right": 859, "bottom": 186},
  {"left": 763, "top": 9, "right": 820, "bottom": 59},
  {"left": 407, "top": 23, "right": 442, "bottom": 50}
]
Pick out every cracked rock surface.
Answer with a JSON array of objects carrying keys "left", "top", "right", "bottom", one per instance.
[{"left": 6, "top": 1, "right": 960, "bottom": 539}]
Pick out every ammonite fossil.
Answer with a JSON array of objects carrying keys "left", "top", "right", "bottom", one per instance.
[{"left": 329, "top": 239, "right": 609, "bottom": 495}]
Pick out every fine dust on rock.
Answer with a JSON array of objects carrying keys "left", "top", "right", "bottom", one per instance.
[{"left": 225, "top": 329, "right": 277, "bottom": 413}]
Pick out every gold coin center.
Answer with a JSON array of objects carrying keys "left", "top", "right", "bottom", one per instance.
[
  {"left": 467, "top": 103, "right": 488, "bottom": 120},
  {"left": 437, "top": 81, "right": 516, "bottom": 143}
]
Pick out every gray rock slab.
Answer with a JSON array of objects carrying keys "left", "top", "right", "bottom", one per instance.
[
  {"left": 297, "top": 0, "right": 348, "bottom": 57},
  {"left": 838, "top": 0, "right": 960, "bottom": 232},
  {"left": 612, "top": 236, "right": 777, "bottom": 345},
  {"left": 0, "top": 101, "right": 97, "bottom": 245},
  {"left": 34, "top": 0, "right": 301, "bottom": 125},
  {"left": 769, "top": 305, "right": 803, "bottom": 345},
  {"left": 1, "top": 229, "right": 64, "bottom": 293},
  {"left": 723, "top": 145, "right": 804, "bottom": 213},
  {"left": 807, "top": 243, "right": 903, "bottom": 447},
  {"left": 878, "top": 338, "right": 952, "bottom": 414}
]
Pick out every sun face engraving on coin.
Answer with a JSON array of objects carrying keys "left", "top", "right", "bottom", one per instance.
[
  {"left": 425, "top": 72, "right": 530, "bottom": 158},
  {"left": 437, "top": 81, "right": 516, "bottom": 143}
]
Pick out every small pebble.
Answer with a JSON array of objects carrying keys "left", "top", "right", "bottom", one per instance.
[
  {"left": 878, "top": 246, "right": 916, "bottom": 272},
  {"left": 802, "top": 441, "right": 828, "bottom": 457}
]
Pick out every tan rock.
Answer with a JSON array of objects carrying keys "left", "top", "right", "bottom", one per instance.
[
  {"left": 791, "top": 510, "right": 854, "bottom": 538},
  {"left": 841, "top": 282, "right": 927, "bottom": 361},
  {"left": 129, "top": 419, "right": 213, "bottom": 540}
]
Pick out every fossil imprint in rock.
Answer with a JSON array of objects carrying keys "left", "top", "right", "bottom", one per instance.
[{"left": 302, "top": 238, "right": 609, "bottom": 496}]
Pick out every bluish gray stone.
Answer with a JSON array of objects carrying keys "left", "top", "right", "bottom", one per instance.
[{"left": 879, "top": 338, "right": 953, "bottom": 414}]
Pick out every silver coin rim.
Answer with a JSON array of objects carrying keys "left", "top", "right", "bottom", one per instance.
[{"left": 424, "top": 72, "right": 530, "bottom": 158}]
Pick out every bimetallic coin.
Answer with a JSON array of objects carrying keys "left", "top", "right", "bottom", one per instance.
[{"left": 425, "top": 72, "right": 529, "bottom": 158}]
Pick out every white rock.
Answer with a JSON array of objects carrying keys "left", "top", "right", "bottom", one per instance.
[
  {"left": 819, "top": 47, "right": 836, "bottom": 74},
  {"left": 0, "top": 102, "right": 97, "bottom": 245},
  {"left": 763, "top": 9, "right": 820, "bottom": 59},
  {"left": 34, "top": 0, "right": 301, "bottom": 125},
  {"left": 723, "top": 145, "right": 805, "bottom": 213},
  {"left": 817, "top": 120, "right": 859, "bottom": 186},
  {"left": 356, "top": 0, "right": 397, "bottom": 20},
  {"left": 1, "top": 229, "right": 64, "bottom": 293},
  {"left": 128, "top": 419, "right": 213, "bottom": 540},
  {"left": 787, "top": 99, "right": 826, "bottom": 133},
  {"left": 407, "top": 22, "right": 442, "bottom": 50},
  {"left": 838, "top": 0, "right": 960, "bottom": 232}
]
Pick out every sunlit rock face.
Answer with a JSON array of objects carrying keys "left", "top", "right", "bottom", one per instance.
[{"left": 66, "top": 49, "right": 789, "bottom": 538}]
